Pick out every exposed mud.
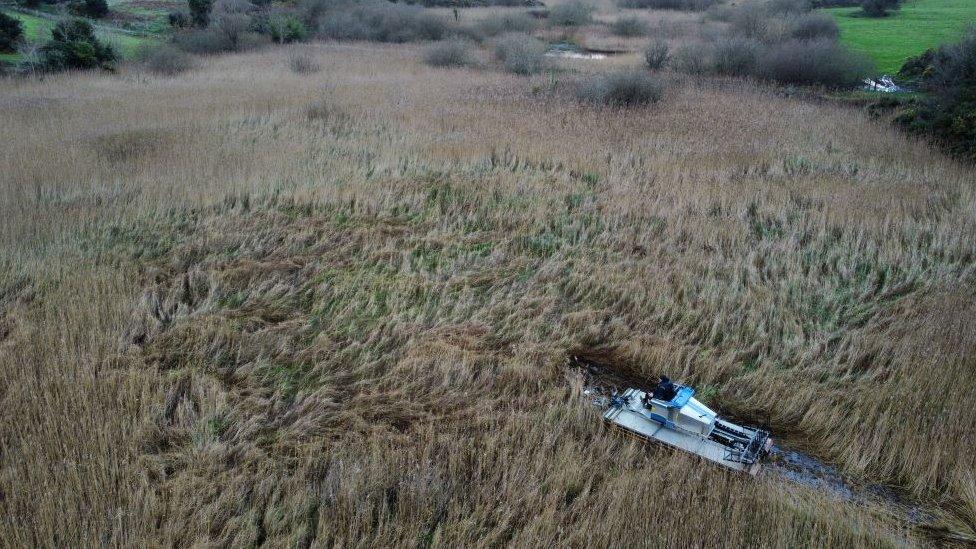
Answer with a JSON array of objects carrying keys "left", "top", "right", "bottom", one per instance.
[{"left": 567, "top": 352, "right": 931, "bottom": 527}]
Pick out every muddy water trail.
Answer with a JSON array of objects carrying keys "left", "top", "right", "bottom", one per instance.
[
  {"left": 545, "top": 43, "right": 628, "bottom": 60},
  {"left": 568, "top": 356, "right": 931, "bottom": 527},
  {"left": 766, "top": 446, "right": 930, "bottom": 525}
]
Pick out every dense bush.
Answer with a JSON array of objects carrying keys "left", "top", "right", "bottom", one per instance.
[
  {"left": 911, "top": 38, "right": 976, "bottom": 95},
  {"left": 138, "top": 43, "right": 194, "bottom": 75},
  {"left": 493, "top": 32, "right": 546, "bottom": 74},
  {"left": 809, "top": 0, "right": 858, "bottom": 6},
  {"left": 316, "top": 1, "right": 449, "bottom": 42},
  {"left": 861, "top": 0, "right": 901, "bottom": 17},
  {"left": 548, "top": 1, "right": 593, "bottom": 26},
  {"left": 188, "top": 0, "right": 214, "bottom": 26},
  {"left": 267, "top": 13, "right": 307, "bottom": 43},
  {"left": 616, "top": 0, "right": 717, "bottom": 10},
  {"left": 168, "top": 10, "right": 191, "bottom": 27},
  {"left": 578, "top": 70, "right": 664, "bottom": 106},
  {"left": 474, "top": 12, "right": 536, "bottom": 37},
  {"left": 69, "top": 0, "right": 109, "bottom": 18},
  {"left": 896, "top": 47, "right": 933, "bottom": 84},
  {"left": 610, "top": 16, "right": 648, "bottom": 37},
  {"left": 0, "top": 12, "right": 23, "bottom": 53},
  {"left": 173, "top": 28, "right": 227, "bottom": 53},
  {"left": 41, "top": 19, "right": 116, "bottom": 70},
  {"left": 897, "top": 32, "right": 976, "bottom": 160},
  {"left": 424, "top": 38, "right": 478, "bottom": 67},
  {"left": 756, "top": 38, "right": 871, "bottom": 86},
  {"left": 644, "top": 40, "right": 668, "bottom": 69},
  {"left": 789, "top": 12, "right": 838, "bottom": 40}
]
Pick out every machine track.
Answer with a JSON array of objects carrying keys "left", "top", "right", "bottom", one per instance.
[{"left": 566, "top": 355, "right": 932, "bottom": 531}]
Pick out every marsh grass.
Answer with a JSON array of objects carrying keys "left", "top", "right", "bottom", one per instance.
[
  {"left": 288, "top": 50, "right": 321, "bottom": 73},
  {"left": 0, "top": 41, "right": 974, "bottom": 547}
]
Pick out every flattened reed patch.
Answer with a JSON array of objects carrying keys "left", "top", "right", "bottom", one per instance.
[
  {"left": 90, "top": 128, "right": 175, "bottom": 164},
  {"left": 0, "top": 95, "right": 63, "bottom": 112},
  {"left": 305, "top": 100, "right": 353, "bottom": 131}
]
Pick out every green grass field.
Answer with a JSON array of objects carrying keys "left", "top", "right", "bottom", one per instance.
[
  {"left": 6, "top": 10, "right": 52, "bottom": 40},
  {"left": 99, "top": 30, "right": 154, "bottom": 57},
  {"left": 0, "top": 8, "right": 154, "bottom": 64},
  {"left": 108, "top": 0, "right": 179, "bottom": 34},
  {"left": 825, "top": 0, "right": 976, "bottom": 74},
  {"left": 0, "top": 11, "right": 50, "bottom": 63}
]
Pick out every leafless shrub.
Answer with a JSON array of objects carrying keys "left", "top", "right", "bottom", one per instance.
[
  {"left": 722, "top": 1, "right": 780, "bottom": 41},
  {"left": 644, "top": 40, "right": 669, "bottom": 70},
  {"left": 757, "top": 38, "right": 873, "bottom": 87},
  {"left": 671, "top": 42, "right": 711, "bottom": 74},
  {"left": 789, "top": 12, "right": 840, "bottom": 40},
  {"left": 712, "top": 0, "right": 831, "bottom": 44},
  {"left": 173, "top": 0, "right": 267, "bottom": 55},
  {"left": 474, "top": 12, "right": 537, "bottom": 37},
  {"left": 611, "top": 16, "right": 648, "bottom": 37},
  {"left": 710, "top": 35, "right": 762, "bottom": 77},
  {"left": 577, "top": 70, "right": 664, "bottom": 106},
  {"left": 138, "top": 44, "right": 195, "bottom": 75},
  {"left": 16, "top": 38, "right": 44, "bottom": 76},
  {"left": 548, "top": 0, "right": 593, "bottom": 26},
  {"left": 316, "top": 0, "right": 449, "bottom": 42},
  {"left": 424, "top": 39, "right": 479, "bottom": 68},
  {"left": 494, "top": 32, "right": 546, "bottom": 75},
  {"left": 616, "top": 0, "right": 719, "bottom": 10},
  {"left": 210, "top": 0, "right": 254, "bottom": 51}
]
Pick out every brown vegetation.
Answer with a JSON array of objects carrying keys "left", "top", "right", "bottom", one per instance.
[{"left": 1, "top": 37, "right": 975, "bottom": 546}]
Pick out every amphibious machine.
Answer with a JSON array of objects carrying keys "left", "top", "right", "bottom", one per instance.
[{"left": 603, "top": 377, "right": 772, "bottom": 474}]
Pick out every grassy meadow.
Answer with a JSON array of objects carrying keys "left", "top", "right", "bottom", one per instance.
[
  {"left": 0, "top": 6, "right": 156, "bottom": 64},
  {"left": 1, "top": 5, "right": 976, "bottom": 546},
  {"left": 825, "top": 0, "right": 976, "bottom": 74},
  {"left": 0, "top": 10, "right": 48, "bottom": 63},
  {"left": 107, "top": 0, "right": 180, "bottom": 33}
]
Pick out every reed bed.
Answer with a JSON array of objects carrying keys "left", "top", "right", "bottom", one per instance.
[{"left": 1, "top": 41, "right": 974, "bottom": 546}]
